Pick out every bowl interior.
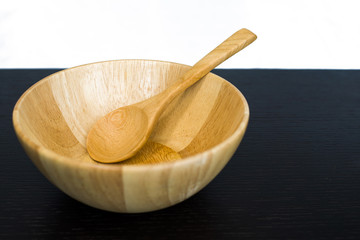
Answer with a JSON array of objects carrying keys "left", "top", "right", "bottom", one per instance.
[{"left": 15, "top": 60, "right": 248, "bottom": 165}]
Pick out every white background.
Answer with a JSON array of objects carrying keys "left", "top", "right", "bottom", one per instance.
[{"left": 1, "top": 0, "right": 359, "bottom": 69}]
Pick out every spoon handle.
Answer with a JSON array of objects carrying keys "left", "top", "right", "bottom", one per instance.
[{"left": 159, "top": 28, "right": 257, "bottom": 107}]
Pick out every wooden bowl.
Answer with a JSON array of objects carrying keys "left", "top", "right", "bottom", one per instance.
[{"left": 13, "top": 60, "right": 249, "bottom": 213}]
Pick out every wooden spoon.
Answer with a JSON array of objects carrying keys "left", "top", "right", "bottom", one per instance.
[{"left": 86, "top": 28, "right": 257, "bottom": 163}]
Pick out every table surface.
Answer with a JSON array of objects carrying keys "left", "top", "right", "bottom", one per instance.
[{"left": 1, "top": 69, "right": 360, "bottom": 239}]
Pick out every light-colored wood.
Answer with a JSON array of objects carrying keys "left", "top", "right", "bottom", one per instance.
[
  {"left": 87, "top": 28, "right": 256, "bottom": 163},
  {"left": 13, "top": 58, "right": 250, "bottom": 213}
]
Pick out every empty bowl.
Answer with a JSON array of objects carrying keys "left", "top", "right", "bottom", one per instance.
[{"left": 12, "top": 59, "right": 249, "bottom": 213}]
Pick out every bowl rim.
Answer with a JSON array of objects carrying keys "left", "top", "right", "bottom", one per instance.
[{"left": 12, "top": 59, "right": 249, "bottom": 171}]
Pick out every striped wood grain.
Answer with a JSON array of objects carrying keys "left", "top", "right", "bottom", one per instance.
[{"left": 13, "top": 60, "right": 249, "bottom": 213}]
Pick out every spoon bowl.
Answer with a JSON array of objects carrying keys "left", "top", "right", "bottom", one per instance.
[
  {"left": 13, "top": 59, "right": 249, "bottom": 213},
  {"left": 87, "top": 106, "right": 149, "bottom": 161}
]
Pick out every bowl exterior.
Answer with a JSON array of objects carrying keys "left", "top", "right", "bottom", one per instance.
[
  {"left": 13, "top": 60, "right": 249, "bottom": 213},
  {"left": 14, "top": 124, "right": 246, "bottom": 213}
]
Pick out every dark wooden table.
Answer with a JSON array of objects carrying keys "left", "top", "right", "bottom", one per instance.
[{"left": 1, "top": 69, "right": 360, "bottom": 239}]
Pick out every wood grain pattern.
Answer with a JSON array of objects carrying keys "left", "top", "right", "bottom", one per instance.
[
  {"left": 86, "top": 28, "right": 256, "bottom": 163},
  {"left": 12, "top": 60, "right": 249, "bottom": 213}
]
